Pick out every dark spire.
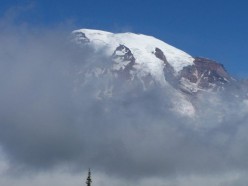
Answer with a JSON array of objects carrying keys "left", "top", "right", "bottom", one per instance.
[{"left": 86, "top": 169, "right": 92, "bottom": 186}]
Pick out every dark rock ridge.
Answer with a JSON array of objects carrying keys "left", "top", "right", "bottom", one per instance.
[
  {"left": 112, "top": 45, "right": 135, "bottom": 71},
  {"left": 178, "top": 57, "right": 231, "bottom": 92},
  {"left": 111, "top": 45, "right": 136, "bottom": 80},
  {"left": 73, "top": 32, "right": 90, "bottom": 44},
  {"left": 154, "top": 48, "right": 175, "bottom": 82}
]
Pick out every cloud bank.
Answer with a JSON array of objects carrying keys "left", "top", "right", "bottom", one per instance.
[{"left": 0, "top": 16, "right": 248, "bottom": 186}]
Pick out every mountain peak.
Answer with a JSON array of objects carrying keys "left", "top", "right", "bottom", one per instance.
[
  {"left": 71, "top": 28, "right": 247, "bottom": 117},
  {"left": 72, "top": 28, "right": 194, "bottom": 74}
]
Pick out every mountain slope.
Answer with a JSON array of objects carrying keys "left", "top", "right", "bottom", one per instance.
[
  {"left": 73, "top": 29, "right": 195, "bottom": 85},
  {"left": 72, "top": 28, "right": 246, "bottom": 117}
]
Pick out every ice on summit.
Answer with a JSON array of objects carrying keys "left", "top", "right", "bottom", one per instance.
[
  {"left": 72, "top": 29, "right": 198, "bottom": 117},
  {"left": 72, "top": 29, "right": 194, "bottom": 74}
]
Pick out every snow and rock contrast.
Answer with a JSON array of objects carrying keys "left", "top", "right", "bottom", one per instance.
[
  {"left": 72, "top": 28, "right": 246, "bottom": 117},
  {"left": 73, "top": 29, "right": 194, "bottom": 85}
]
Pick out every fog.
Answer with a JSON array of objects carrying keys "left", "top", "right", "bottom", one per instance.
[{"left": 0, "top": 16, "right": 248, "bottom": 186}]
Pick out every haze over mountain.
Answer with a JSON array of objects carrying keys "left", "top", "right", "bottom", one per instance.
[
  {"left": 72, "top": 29, "right": 248, "bottom": 117},
  {"left": 1, "top": 23, "right": 248, "bottom": 186}
]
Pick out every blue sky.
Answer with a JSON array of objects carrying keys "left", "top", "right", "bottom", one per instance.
[{"left": 1, "top": 0, "right": 248, "bottom": 77}]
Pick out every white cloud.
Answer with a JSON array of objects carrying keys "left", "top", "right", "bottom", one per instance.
[{"left": 1, "top": 12, "right": 248, "bottom": 186}]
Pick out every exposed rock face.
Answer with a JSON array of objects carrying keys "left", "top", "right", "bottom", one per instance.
[
  {"left": 112, "top": 45, "right": 135, "bottom": 75},
  {"left": 73, "top": 32, "right": 90, "bottom": 44},
  {"left": 110, "top": 45, "right": 136, "bottom": 81},
  {"left": 152, "top": 47, "right": 176, "bottom": 87},
  {"left": 154, "top": 48, "right": 167, "bottom": 63},
  {"left": 194, "top": 57, "right": 229, "bottom": 79},
  {"left": 178, "top": 57, "right": 231, "bottom": 93}
]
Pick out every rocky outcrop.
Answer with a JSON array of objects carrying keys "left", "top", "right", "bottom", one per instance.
[
  {"left": 111, "top": 45, "right": 135, "bottom": 79},
  {"left": 72, "top": 32, "right": 90, "bottom": 44},
  {"left": 178, "top": 57, "right": 231, "bottom": 93}
]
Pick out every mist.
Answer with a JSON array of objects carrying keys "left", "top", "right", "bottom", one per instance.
[{"left": 0, "top": 16, "right": 248, "bottom": 186}]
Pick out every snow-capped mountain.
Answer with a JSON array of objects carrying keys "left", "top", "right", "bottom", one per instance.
[
  {"left": 72, "top": 29, "right": 247, "bottom": 117},
  {"left": 72, "top": 29, "right": 193, "bottom": 84}
]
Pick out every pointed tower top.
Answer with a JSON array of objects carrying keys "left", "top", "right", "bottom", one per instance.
[{"left": 86, "top": 169, "right": 92, "bottom": 186}]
